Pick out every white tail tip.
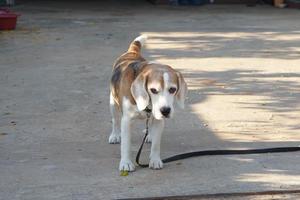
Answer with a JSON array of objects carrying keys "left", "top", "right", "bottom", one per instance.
[{"left": 134, "top": 35, "right": 148, "bottom": 46}]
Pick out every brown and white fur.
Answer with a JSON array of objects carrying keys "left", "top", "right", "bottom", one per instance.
[{"left": 109, "top": 35, "right": 187, "bottom": 172}]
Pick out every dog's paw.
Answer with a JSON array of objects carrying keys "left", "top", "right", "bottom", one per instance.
[
  {"left": 108, "top": 134, "right": 121, "bottom": 144},
  {"left": 119, "top": 159, "right": 135, "bottom": 172},
  {"left": 149, "top": 158, "right": 163, "bottom": 170}
]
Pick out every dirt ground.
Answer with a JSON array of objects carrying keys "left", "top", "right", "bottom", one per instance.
[{"left": 0, "top": 1, "right": 300, "bottom": 199}]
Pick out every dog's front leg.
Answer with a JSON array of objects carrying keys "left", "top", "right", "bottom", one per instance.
[
  {"left": 149, "top": 119, "right": 164, "bottom": 169},
  {"left": 119, "top": 115, "right": 135, "bottom": 172}
]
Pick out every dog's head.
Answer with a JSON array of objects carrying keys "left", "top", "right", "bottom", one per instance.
[{"left": 131, "top": 64, "right": 187, "bottom": 120}]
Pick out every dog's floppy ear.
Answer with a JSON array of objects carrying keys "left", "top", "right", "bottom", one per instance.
[
  {"left": 176, "top": 71, "right": 188, "bottom": 109},
  {"left": 131, "top": 74, "right": 149, "bottom": 111}
]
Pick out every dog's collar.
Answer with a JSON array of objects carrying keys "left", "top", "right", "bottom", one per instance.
[{"left": 144, "top": 107, "right": 152, "bottom": 113}]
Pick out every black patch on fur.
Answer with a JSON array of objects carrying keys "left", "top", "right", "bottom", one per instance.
[
  {"left": 111, "top": 66, "right": 121, "bottom": 85},
  {"left": 111, "top": 61, "right": 142, "bottom": 86},
  {"left": 128, "top": 61, "right": 140, "bottom": 78}
]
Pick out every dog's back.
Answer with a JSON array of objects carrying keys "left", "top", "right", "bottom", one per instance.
[{"left": 110, "top": 35, "right": 148, "bottom": 110}]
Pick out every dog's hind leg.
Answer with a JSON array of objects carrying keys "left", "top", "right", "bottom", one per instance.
[{"left": 108, "top": 92, "right": 121, "bottom": 144}]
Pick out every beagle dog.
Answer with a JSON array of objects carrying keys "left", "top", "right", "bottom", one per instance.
[{"left": 109, "top": 35, "right": 187, "bottom": 172}]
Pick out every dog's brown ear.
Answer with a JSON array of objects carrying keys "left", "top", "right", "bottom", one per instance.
[
  {"left": 131, "top": 74, "right": 149, "bottom": 111},
  {"left": 176, "top": 71, "right": 188, "bottom": 109}
]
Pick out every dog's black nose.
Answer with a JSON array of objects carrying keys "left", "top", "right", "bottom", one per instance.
[{"left": 160, "top": 107, "right": 171, "bottom": 117}]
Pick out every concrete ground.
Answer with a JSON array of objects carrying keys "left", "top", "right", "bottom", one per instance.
[{"left": 0, "top": 1, "right": 300, "bottom": 199}]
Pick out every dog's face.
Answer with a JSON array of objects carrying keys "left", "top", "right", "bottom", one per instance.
[
  {"left": 131, "top": 65, "right": 187, "bottom": 120},
  {"left": 147, "top": 71, "right": 178, "bottom": 119}
]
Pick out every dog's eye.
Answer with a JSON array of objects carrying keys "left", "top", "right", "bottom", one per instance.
[
  {"left": 169, "top": 87, "right": 177, "bottom": 94},
  {"left": 150, "top": 88, "right": 158, "bottom": 94}
]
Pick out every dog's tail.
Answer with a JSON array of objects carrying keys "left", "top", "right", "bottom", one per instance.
[{"left": 128, "top": 35, "right": 148, "bottom": 53}]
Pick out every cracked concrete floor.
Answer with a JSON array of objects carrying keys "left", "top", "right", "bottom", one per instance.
[{"left": 0, "top": 1, "right": 300, "bottom": 199}]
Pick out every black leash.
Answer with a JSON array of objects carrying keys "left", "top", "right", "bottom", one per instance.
[
  {"left": 136, "top": 112, "right": 300, "bottom": 168},
  {"left": 135, "top": 108, "right": 152, "bottom": 168}
]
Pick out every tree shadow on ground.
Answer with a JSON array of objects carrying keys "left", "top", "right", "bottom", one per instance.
[
  {"left": 182, "top": 68, "right": 300, "bottom": 113},
  {"left": 142, "top": 32, "right": 300, "bottom": 195},
  {"left": 147, "top": 32, "right": 300, "bottom": 60}
]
